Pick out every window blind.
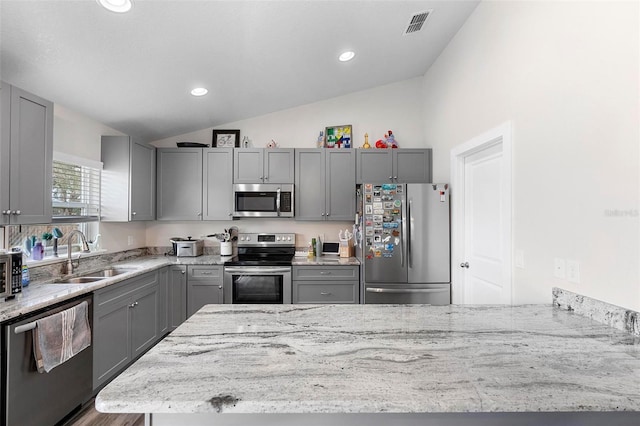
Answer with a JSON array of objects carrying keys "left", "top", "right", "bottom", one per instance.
[{"left": 52, "top": 153, "right": 102, "bottom": 223}]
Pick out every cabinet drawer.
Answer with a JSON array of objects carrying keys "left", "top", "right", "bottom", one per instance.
[
  {"left": 94, "top": 271, "right": 158, "bottom": 309},
  {"left": 188, "top": 265, "right": 223, "bottom": 282},
  {"left": 293, "top": 265, "right": 358, "bottom": 281},
  {"left": 294, "top": 281, "right": 358, "bottom": 304}
]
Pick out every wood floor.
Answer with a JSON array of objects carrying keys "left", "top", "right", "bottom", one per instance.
[{"left": 64, "top": 399, "right": 144, "bottom": 426}]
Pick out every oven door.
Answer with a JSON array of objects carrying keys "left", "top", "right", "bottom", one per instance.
[{"left": 223, "top": 266, "right": 292, "bottom": 304}]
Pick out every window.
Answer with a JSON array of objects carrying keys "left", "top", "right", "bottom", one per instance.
[{"left": 52, "top": 152, "right": 102, "bottom": 223}]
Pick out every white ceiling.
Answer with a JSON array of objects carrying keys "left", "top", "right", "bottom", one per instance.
[{"left": 0, "top": 0, "right": 479, "bottom": 142}]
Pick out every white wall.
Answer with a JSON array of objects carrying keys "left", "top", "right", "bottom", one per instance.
[
  {"left": 422, "top": 1, "right": 639, "bottom": 309},
  {"left": 53, "top": 104, "right": 148, "bottom": 252},
  {"left": 150, "top": 77, "right": 425, "bottom": 245}
]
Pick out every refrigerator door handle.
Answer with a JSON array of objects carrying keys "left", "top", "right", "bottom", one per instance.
[
  {"left": 366, "top": 287, "right": 447, "bottom": 294},
  {"left": 407, "top": 198, "right": 412, "bottom": 269}
]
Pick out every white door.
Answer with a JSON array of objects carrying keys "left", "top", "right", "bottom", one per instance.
[{"left": 451, "top": 122, "right": 512, "bottom": 304}]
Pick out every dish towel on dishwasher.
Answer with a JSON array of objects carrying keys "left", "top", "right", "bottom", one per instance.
[{"left": 32, "top": 301, "right": 91, "bottom": 373}]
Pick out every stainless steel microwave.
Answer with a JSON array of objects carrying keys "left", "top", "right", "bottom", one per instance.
[{"left": 233, "top": 183, "right": 294, "bottom": 218}]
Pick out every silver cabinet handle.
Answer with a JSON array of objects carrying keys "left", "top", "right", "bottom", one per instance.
[
  {"left": 460, "top": 262, "right": 469, "bottom": 268},
  {"left": 366, "top": 287, "right": 446, "bottom": 294},
  {"left": 181, "top": 271, "right": 186, "bottom": 274},
  {"left": 319, "top": 271, "right": 332, "bottom": 275},
  {"left": 218, "top": 285, "right": 222, "bottom": 289},
  {"left": 321, "top": 213, "right": 325, "bottom": 216},
  {"left": 132, "top": 211, "right": 137, "bottom": 216},
  {"left": 129, "top": 301, "right": 139, "bottom": 308},
  {"left": 197, "top": 212, "right": 202, "bottom": 217},
  {"left": 264, "top": 176, "right": 268, "bottom": 181},
  {"left": 389, "top": 176, "right": 393, "bottom": 180},
  {"left": 1, "top": 210, "right": 8, "bottom": 215},
  {"left": 320, "top": 292, "right": 331, "bottom": 296},
  {"left": 13, "top": 210, "right": 20, "bottom": 215}
]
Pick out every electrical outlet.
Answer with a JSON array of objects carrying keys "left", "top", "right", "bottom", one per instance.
[
  {"left": 554, "top": 258, "right": 566, "bottom": 279},
  {"left": 515, "top": 250, "right": 525, "bottom": 268},
  {"left": 566, "top": 260, "right": 580, "bottom": 283},
  {"left": 127, "top": 235, "right": 134, "bottom": 246}
]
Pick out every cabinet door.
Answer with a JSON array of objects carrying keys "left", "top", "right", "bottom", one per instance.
[
  {"left": 130, "top": 141, "right": 156, "bottom": 220},
  {"left": 0, "top": 83, "right": 10, "bottom": 225},
  {"left": 294, "top": 149, "right": 325, "bottom": 221},
  {"left": 169, "top": 265, "right": 187, "bottom": 330},
  {"left": 156, "top": 148, "right": 203, "bottom": 220},
  {"left": 325, "top": 150, "right": 355, "bottom": 221},
  {"left": 93, "top": 297, "right": 131, "bottom": 390},
  {"left": 157, "top": 267, "right": 169, "bottom": 336},
  {"left": 233, "top": 149, "right": 263, "bottom": 183},
  {"left": 9, "top": 86, "right": 53, "bottom": 224},
  {"left": 356, "top": 150, "right": 393, "bottom": 184},
  {"left": 187, "top": 266, "right": 223, "bottom": 317},
  {"left": 203, "top": 148, "right": 234, "bottom": 220},
  {"left": 293, "top": 281, "right": 359, "bottom": 304},
  {"left": 394, "top": 149, "right": 432, "bottom": 183},
  {"left": 264, "top": 149, "right": 294, "bottom": 183},
  {"left": 130, "top": 283, "right": 160, "bottom": 359}
]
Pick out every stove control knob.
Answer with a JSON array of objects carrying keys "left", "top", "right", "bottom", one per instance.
[
  {"left": 276, "top": 236, "right": 281, "bottom": 241},
  {"left": 246, "top": 236, "right": 251, "bottom": 241},
  {"left": 287, "top": 236, "right": 292, "bottom": 241}
]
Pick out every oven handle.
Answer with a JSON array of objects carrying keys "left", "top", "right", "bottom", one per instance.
[{"left": 224, "top": 267, "right": 291, "bottom": 274}]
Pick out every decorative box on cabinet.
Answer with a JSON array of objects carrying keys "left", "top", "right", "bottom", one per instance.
[{"left": 0, "top": 82, "right": 53, "bottom": 225}]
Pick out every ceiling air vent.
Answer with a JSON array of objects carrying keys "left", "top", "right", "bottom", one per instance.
[{"left": 403, "top": 10, "right": 432, "bottom": 35}]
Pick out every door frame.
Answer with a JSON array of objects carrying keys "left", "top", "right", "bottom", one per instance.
[{"left": 450, "top": 121, "right": 513, "bottom": 304}]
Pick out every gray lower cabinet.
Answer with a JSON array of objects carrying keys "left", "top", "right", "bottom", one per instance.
[
  {"left": 93, "top": 270, "right": 162, "bottom": 390},
  {"left": 295, "top": 149, "right": 355, "bottom": 221},
  {"left": 356, "top": 149, "right": 432, "bottom": 184},
  {"left": 0, "top": 82, "right": 53, "bottom": 225},
  {"left": 168, "top": 265, "right": 187, "bottom": 330},
  {"left": 293, "top": 265, "right": 359, "bottom": 303},
  {"left": 187, "top": 265, "right": 223, "bottom": 317}
]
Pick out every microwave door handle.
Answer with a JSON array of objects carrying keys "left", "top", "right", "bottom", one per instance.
[{"left": 276, "top": 188, "right": 281, "bottom": 217}]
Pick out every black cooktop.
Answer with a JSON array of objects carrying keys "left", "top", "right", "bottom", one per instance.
[{"left": 223, "top": 247, "right": 295, "bottom": 267}]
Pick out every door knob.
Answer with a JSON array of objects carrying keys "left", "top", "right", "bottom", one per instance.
[{"left": 460, "top": 262, "right": 469, "bottom": 268}]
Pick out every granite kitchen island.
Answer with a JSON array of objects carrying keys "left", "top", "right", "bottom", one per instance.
[{"left": 96, "top": 304, "right": 640, "bottom": 425}]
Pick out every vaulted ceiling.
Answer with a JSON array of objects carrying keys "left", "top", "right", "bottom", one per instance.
[{"left": 0, "top": 0, "right": 479, "bottom": 141}]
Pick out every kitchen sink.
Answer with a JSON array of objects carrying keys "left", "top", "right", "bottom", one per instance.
[
  {"left": 81, "top": 267, "right": 139, "bottom": 278},
  {"left": 56, "top": 277, "right": 105, "bottom": 284}
]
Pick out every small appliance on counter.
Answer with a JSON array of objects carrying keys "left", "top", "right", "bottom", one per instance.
[
  {"left": 0, "top": 249, "right": 23, "bottom": 300},
  {"left": 169, "top": 237, "right": 203, "bottom": 257}
]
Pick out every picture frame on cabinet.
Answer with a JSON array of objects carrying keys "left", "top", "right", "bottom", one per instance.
[
  {"left": 212, "top": 129, "right": 240, "bottom": 148},
  {"left": 324, "top": 125, "right": 352, "bottom": 149}
]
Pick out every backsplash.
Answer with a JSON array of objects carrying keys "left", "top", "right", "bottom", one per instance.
[
  {"left": 553, "top": 287, "right": 640, "bottom": 337},
  {"left": 27, "top": 246, "right": 222, "bottom": 284}
]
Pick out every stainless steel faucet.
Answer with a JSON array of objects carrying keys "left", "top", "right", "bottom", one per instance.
[{"left": 66, "top": 230, "right": 91, "bottom": 274}]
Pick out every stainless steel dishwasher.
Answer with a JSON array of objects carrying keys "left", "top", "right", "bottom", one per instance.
[{"left": 2, "top": 294, "right": 93, "bottom": 426}]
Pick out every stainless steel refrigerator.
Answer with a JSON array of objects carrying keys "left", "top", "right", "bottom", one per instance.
[{"left": 360, "top": 183, "right": 450, "bottom": 304}]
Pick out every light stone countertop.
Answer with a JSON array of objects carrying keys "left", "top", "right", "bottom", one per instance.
[
  {"left": 292, "top": 256, "right": 360, "bottom": 266},
  {"left": 96, "top": 304, "right": 640, "bottom": 415},
  {"left": 0, "top": 255, "right": 229, "bottom": 322}
]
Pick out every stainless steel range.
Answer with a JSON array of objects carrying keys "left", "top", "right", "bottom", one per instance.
[{"left": 223, "top": 233, "right": 295, "bottom": 304}]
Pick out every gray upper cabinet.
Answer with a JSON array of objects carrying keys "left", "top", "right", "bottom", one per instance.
[
  {"left": 203, "top": 148, "right": 234, "bottom": 220},
  {"left": 156, "top": 148, "right": 203, "bottom": 221},
  {"left": 295, "top": 149, "right": 355, "bottom": 221},
  {"left": 234, "top": 148, "right": 294, "bottom": 183},
  {"left": 356, "top": 149, "right": 432, "bottom": 183},
  {"left": 101, "top": 136, "right": 156, "bottom": 221},
  {"left": 0, "top": 82, "right": 53, "bottom": 225}
]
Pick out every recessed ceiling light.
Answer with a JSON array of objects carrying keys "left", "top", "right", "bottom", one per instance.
[
  {"left": 97, "top": 0, "right": 133, "bottom": 13},
  {"left": 190, "top": 87, "right": 208, "bottom": 97},
  {"left": 338, "top": 51, "right": 356, "bottom": 62}
]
